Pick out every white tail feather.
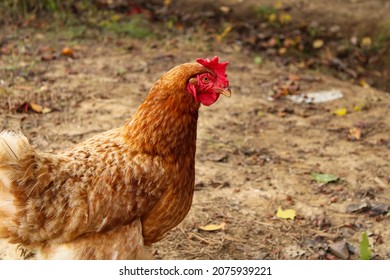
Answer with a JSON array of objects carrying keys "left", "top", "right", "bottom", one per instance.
[
  {"left": 0, "top": 130, "right": 31, "bottom": 191},
  {"left": 0, "top": 130, "right": 30, "bottom": 160},
  {"left": 0, "top": 130, "right": 31, "bottom": 237}
]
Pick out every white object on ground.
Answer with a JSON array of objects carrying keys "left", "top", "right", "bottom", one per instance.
[{"left": 287, "top": 89, "right": 343, "bottom": 103}]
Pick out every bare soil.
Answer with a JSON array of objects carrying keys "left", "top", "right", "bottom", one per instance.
[{"left": 1, "top": 1, "right": 390, "bottom": 260}]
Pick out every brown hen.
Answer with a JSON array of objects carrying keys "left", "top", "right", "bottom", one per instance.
[{"left": 0, "top": 56, "right": 230, "bottom": 259}]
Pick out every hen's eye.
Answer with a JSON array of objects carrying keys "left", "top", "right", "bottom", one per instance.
[{"left": 202, "top": 76, "right": 210, "bottom": 83}]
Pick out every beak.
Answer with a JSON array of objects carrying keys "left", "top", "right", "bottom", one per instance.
[{"left": 217, "top": 87, "right": 232, "bottom": 98}]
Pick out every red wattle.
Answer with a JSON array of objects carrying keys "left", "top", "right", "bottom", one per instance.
[{"left": 198, "top": 92, "right": 220, "bottom": 106}]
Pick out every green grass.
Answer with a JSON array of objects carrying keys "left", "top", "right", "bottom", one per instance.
[
  {"left": 0, "top": 0, "right": 94, "bottom": 20},
  {"left": 101, "top": 15, "right": 153, "bottom": 38}
]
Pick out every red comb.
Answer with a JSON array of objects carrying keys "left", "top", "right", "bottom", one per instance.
[{"left": 196, "top": 56, "right": 229, "bottom": 88}]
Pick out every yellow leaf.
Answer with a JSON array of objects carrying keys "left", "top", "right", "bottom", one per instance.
[
  {"left": 276, "top": 207, "right": 296, "bottom": 220},
  {"left": 283, "top": 38, "right": 295, "bottom": 47},
  {"left": 279, "top": 13, "right": 292, "bottom": 24},
  {"left": 273, "top": 0, "right": 283, "bottom": 9},
  {"left": 268, "top": 13, "right": 276, "bottom": 23},
  {"left": 198, "top": 223, "right": 226, "bottom": 231},
  {"left": 111, "top": 14, "right": 121, "bottom": 22},
  {"left": 278, "top": 47, "right": 287, "bottom": 55},
  {"left": 220, "top": 6, "right": 230, "bottom": 14},
  {"left": 313, "top": 39, "right": 324, "bottom": 49},
  {"left": 216, "top": 24, "right": 233, "bottom": 43},
  {"left": 359, "top": 79, "right": 370, "bottom": 88},
  {"left": 354, "top": 104, "right": 364, "bottom": 112},
  {"left": 361, "top": 37, "right": 372, "bottom": 48},
  {"left": 334, "top": 107, "right": 347, "bottom": 117}
]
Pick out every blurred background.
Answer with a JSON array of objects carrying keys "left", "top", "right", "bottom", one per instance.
[{"left": 1, "top": 0, "right": 389, "bottom": 91}]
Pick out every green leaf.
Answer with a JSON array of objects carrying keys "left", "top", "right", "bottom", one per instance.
[
  {"left": 254, "top": 55, "right": 263, "bottom": 65},
  {"left": 311, "top": 172, "right": 339, "bottom": 184},
  {"left": 360, "top": 232, "right": 371, "bottom": 260},
  {"left": 104, "top": 15, "right": 153, "bottom": 38}
]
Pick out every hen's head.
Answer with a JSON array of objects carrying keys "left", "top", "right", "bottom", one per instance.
[{"left": 187, "top": 56, "right": 231, "bottom": 106}]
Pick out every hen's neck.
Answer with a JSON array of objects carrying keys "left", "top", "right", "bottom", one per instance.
[{"left": 123, "top": 88, "right": 200, "bottom": 162}]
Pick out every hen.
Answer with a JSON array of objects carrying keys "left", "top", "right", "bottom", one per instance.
[{"left": 0, "top": 56, "right": 230, "bottom": 259}]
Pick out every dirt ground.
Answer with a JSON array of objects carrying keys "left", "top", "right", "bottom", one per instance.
[{"left": 1, "top": 1, "right": 390, "bottom": 260}]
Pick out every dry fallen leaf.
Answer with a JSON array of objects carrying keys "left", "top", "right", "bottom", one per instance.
[
  {"left": 216, "top": 24, "right": 233, "bottom": 43},
  {"left": 360, "top": 37, "right": 372, "bottom": 49},
  {"left": 30, "top": 102, "right": 43, "bottom": 113},
  {"left": 12, "top": 85, "right": 34, "bottom": 91},
  {"left": 0, "top": 86, "right": 12, "bottom": 96},
  {"left": 268, "top": 13, "right": 277, "bottom": 23},
  {"left": 220, "top": 6, "right": 230, "bottom": 13},
  {"left": 16, "top": 102, "right": 30, "bottom": 113},
  {"left": 198, "top": 222, "right": 226, "bottom": 232},
  {"left": 274, "top": 0, "right": 283, "bottom": 9},
  {"left": 278, "top": 47, "right": 287, "bottom": 55},
  {"left": 29, "top": 102, "right": 52, "bottom": 114},
  {"left": 42, "top": 107, "right": 52, "bottom": 114},
  {"left": 288, "top": 74, "right": 301, "bottom": 82},
  {"left": 61, "top": 47, "right": 74, "bottom": 57},
  {"left": 276, "top": 207, "right": 296, "bottom": 220},
  {"left": 279, "top": 13, "right": 292, "bottom": 24},
  {"left": 313, "top": 39, "right": 324, "bottom": 49},
  {"left": 359, "top": 79, "right": 370, "bottom": 88},
  {"left": 353, "top": 104, "right": 364, "bottom": 112},
  {"left": 272, "top": 78, "right": 300, "bottom": 99},
  {"left": 348, "top": 127, "right": 362, "bottom": 140},
  {"left": 111, "top": 14, "right": 121, "bottom": 22},
  {"left": 41, "top": 53, "right": 55, "bottom": 61}
]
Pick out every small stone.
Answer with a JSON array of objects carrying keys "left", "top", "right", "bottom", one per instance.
[
  {"left": 329, "top": 25, "right": 341, "bottom": 33},
  {"left": 347, "top": 243, "right": 357, "bottom": 255},
  {"left": 369, "top": 203, "right": 389, "bottom": 216},
  {"left": 325, "top": 253, "right": 338, "bottom": 260},
  {"left": 340, "top": 226, "right": 356, "bottom": 238},
  {"left": 346, "top": 202, "right": 369, "bottom": 213},
  {"left": 329, "top": 240, "right": 349, "bottom": 260},
  {"left": 201, "top": 151, "right": 229, "bottom": 163}
]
